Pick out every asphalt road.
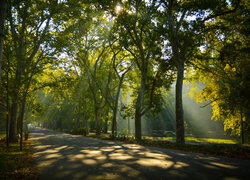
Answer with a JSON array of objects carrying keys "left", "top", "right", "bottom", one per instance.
[{"left": 29, "top": 127, "right": 250, "bottom": 180}]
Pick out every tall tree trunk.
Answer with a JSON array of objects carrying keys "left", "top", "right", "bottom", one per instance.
[
  {"left": 176, "top": 59, "right": 185, "bottom": 144},
  {"left": 19, "top": 95, "right": 27, "bottom": 150},
  {"left": 111, "top": 109, "right": 117, "bottom": 138},
  {"left": 135, "top": 91, "right": 142, "bottom": 140},
  {"left": 9, "top": 98, "right": 18, "bottom": 142},
  {"left": 9, "top": 66, "right": 21, "bottom": 143},
  {"left": 112, "top": 78, "right": 123, "bottom": 138},
  {"left": 17, "top": 103, "right": 22, "bottom": 134},
  {"left": 134, "top": 64, "right": 146, "bottom": 141},
  {"left": 168, "top": 0, "right": 185, "bottom": 145},
  {"left": 0, "top": 0, "right": 7, "bottom": 85},
  {"left": 83, "top": 111, "right": 88, "bottom": 136},
  {"left": 6, "top": 71, "right": 9, "bottom": 147}
]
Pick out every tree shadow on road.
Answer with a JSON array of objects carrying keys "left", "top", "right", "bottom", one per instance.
[{"left": 29, "top": 127, "right": 250, "bottom": 180}]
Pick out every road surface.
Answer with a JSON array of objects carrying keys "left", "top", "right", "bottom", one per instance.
[{"left": 29, "top": 127, "right": 250, "bottom": 180}]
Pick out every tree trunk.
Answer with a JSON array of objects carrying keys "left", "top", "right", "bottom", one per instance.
[
  {"left": 176, "top": 59, "right": 185, "bottom": 145},
  {"left": 6, "top": 71, "right": 9, "bottom": 147},
  {"left": 0, "top": 0, "right": 7, "bottom": 85},
  {"left": 82, "top": 97, "right": 89, "bottom": 136},
  {"left": 9, "top": 99, "right": 18, "bottom": 142},
  {"left": 112, "top": 78, "right": 123, "bottom": 138},
  {"left": 9, "top": 66, "right": 21, "bottom": 143},
  {"left": 20, "top": 92, "right": 28, "bottom": 150},
  {"left": 134, "top": 64, "right": 146, "bottom": 141},
  {"left": 17, "top": 103, "right": 22, "bottom": 134},
  {"left": 135, "top": 92, "right": 142, "bottom": 140},
  {"left": 83, "top": 111, "right": 88, "bottom": 136},
  {"left": 24, "top": 112, "right": 28, "bottom": 140},
  {"left": 168, "top": 0, "right": 185, "bottom": 145},
  {"left": 111, "top": 110, "right": 117, "bottom": 138}
]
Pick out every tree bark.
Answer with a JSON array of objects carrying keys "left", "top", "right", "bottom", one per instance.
[
  {"left": 17, "top": 103, "right": 22, "bottom": 134},
  {"left": 83, "top": 111, "right": 89, "bottom": 135},
  {"left": 6, "top": 71, "right": 9, "bottom": 147},
  {"left": 0, "top": 0, "right": 6, "bottom": 85},
  {"left": 175, "top": 59, "right": 185, "bottom": 144},
  {"left": 9, "top": 98, "right": 18, "bottom": 142},
  {"left": 112, "top": 75, "right": 124, "bottom": 138},
  {"left": 135, "top": 94, "right": 142, "bottom": 140},
  {"left": 167, "top": 0, "right": 185, "bottom": 145},
  {"left": 9, "top": 66, "right": 22, "bottom": 143},
  {"left": 104, "top": 110, "right": 109, "bottom": 134}
]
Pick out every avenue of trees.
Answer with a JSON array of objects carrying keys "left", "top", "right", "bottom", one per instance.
[{"left": 0, "top": 0, "right": 249, "bottom": 148}]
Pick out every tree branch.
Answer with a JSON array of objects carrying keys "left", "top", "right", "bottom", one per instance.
[{"left": 202, "top": 0, "right": 241, "bottom": 22}]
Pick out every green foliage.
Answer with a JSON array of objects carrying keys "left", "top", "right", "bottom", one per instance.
[
  {"left": 191, "top": 1, "right": 250, "bottom": 136},
  {"left": 1, "top": 0, "right": 249, "bottom": 145}
]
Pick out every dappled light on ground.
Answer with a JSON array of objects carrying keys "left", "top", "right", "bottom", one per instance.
[
  {"left": 209, "top": 162, "right": 238, "bottom": 169},
  {"left": 29, "top": 127, "right": 250, "bottom": 180}
]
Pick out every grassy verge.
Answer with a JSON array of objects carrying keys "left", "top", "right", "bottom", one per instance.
[
  {"left": 0, "top": 136, "right": 38, "bottom": 180},
  {"left": 85, "top": 134, "right": 250, "bottom": 159},
  {"left": 143, "top": 136, "right": 239, "bottom": 144}
]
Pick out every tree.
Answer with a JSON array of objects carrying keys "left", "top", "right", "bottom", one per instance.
[
  {"left": 3, "top": 0, "right": 58, "bottom": 143},
  {"left": 108, "top": 47, "right": 131, "bottom": 138},
  {"left": 191, "top": 0, "right": 250, "bottom": 143},
  {"left": 114, "top": 0, "right": 173, "bottom": 140},
  {"left": 157, "top": 0, "right": 243, "bottom": 145}
]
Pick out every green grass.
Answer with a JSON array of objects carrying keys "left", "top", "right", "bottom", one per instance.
[
  {"left": 185, "top": 137, "right": 238, "bottom": 144},
  {"left": 142, "top": 136, "right": 238, "bottom": 144},
  {"left": 0, "top": 134, "right": 38, "bottom": 180}
]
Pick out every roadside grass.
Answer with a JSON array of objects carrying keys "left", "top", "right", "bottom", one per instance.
[
  {"left": 185, "top": 137, "right": 238, "bottom": 144},
  {"left": 0, "top": 134, "right": 38, "bottom": 180},
  {"left": 143, "top": 136, "right": 238, "bottom": 144},
  {"left": 85, "top": 133, "right": 249, "bottom": 159}
]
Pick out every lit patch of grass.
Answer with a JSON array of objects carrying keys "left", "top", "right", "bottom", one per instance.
[
  {"left": 142, "top": 136, "right": 238, "bottom": 144},
  {"left": 0, "top": 135, "right": 39, "bottom": 180},
  {"left": 185, "top": 137, "right": 238, "bottom": 144},
  {"left": 143, "top": 136, "right": 176, "bottom": 141}
]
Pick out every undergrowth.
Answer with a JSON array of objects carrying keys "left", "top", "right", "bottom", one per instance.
[{"left": 0, "top": 135, "right": 38, "bottom": 180}]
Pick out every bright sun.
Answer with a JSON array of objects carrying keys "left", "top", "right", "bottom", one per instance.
[{"left": 115, "top": 5, "right": 121, "bottom": 13}]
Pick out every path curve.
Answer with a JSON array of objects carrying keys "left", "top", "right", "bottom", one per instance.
[{"left": 29, "top": 127, "right": 250, "bottom": 180}]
